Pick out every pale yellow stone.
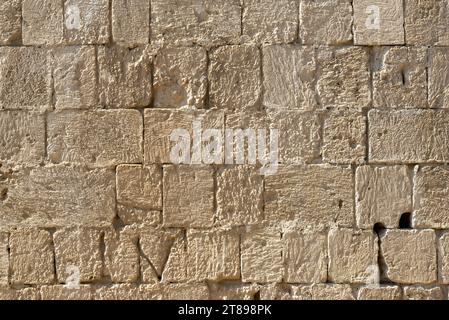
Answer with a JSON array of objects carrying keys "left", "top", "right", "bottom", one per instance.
[
  {"left": 40, "top": 285, "right": 92, "bottom": 300},
  {"left": 163, "top": 283, "right": 209, "bottom": 300},
  {"left": 94, "top": 284, "right": 162, "bottom": 300},
  {"left": 403, "top": 286, "right": 443, "bottom": 300},
  {"left": 0, "top": 0, "right": 21, "bottom": 45},
  {"left": 209, "top": 283, "right": 260, "bottom": 300},
  {"left": 0, "top": 286, "right": 40, "bottom": 300},
  {"left": 357, "top": 286, "right": 402, "bottom": 300},
  {"left": 22, "top": 0, "right": 63, "bottom": 45},
  {"left": 292, "top": 284, "right": 355, "bottom": 300},
  {"left": 429, "top": 47, "right": 449, "bottom": 108},
  {"left": 161, "top": 236, "right": 188, "bottom": 283},
  {"left": 112, "top": 0, "right": 149, "bottom": 47},
  {"left": 0, "top": 233, "right": 8, "bottom": 285},
  {"left": 438, "top": 232, "right": 449, "bottom": 283},
  {"left": 117, "top": 205, "right": 161, "bottom": 226}
]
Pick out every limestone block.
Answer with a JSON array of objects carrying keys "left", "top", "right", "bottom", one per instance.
[
  {"left": 317, "top": 47, "right": 370, "bottom": 109},
  {"left": 63, "top": 0, "right": 109, "bottom": 44},
  {"left": 40, "top": 285, "right": 92, "bottom": 300},
  {"left": 300, "top": 0, "right": 352, "bottom": 45},
  {"left": 47, "top": 110, "right": 142, "bottom": 166},
  {"left": 265, "top": 165, "right": 353, "bottom": 227},
  {"left": 0, "top": 287, "right": 40, "bottom": 300},
  {"left": 322, "top": 110, "right": 366, "bottom": 164},
  {"left": 368, "top": 110, "right": 449, "bottom": 163},
  {"left": 94, "top": 284, "right": 162, "bottom": 300},
  {"left": 291, "top": 284, "right": 355, "bottom": 300},
  {"left": 353, "top": 0, "right": 404, "bottom": 45},
  {"left": 153, "top": 47, "right": 207, "bottom": 108},
  {"left": 356, "top": 165, "right": 413, "bottom": 229},
  {"left": 0, "top": 164, "right": 115, "bottom": 230},
  {"left": 151, "top": 0, "right": 241, "bottom": 47},
  {"left": 242, "top": 0, "right": 298, "bottom": 44},
  {"left": 0, "top": 0, "right": 21, "bottom": 45},
  {"left": 112, "top": 0, "right": 149, "bottom": 47},
  {"left": 357, "top": 286, "right": 402, "bottom": 300},
  {"left": 209, "top": 283, "right": 260, "bottom": 300},
  {"left": 373, "top": 47, "right": 428, "bottom": 109},
  {"left": 98, "top": 45, "right": 152, "bottom": 108},
  {"left": 10, "top": 229, "right": 54, "bottom": 285},
  {"left": 52, "top": 46, "right": 97, "bottom": 109},
  {"left": 438, "top": 232, "right": 449, "bottom": 283},
  {"left": 216, "top": 166, "right": 263, "bottom": 226},
  {"left": 0, "top": 111, "right": 45, "bottom": 164},
  {"left": 117, "top": 165, "right": 162, "bottom": 210},
  {"left": 161, "top": 236, "right": 188, "bottom": 282},
  {"left": 259, "top": 284, "right": 296, "bottom": 300},
  {"left": 429, "top": 48, "right": 449, "bottom": 108},
  {"left": 22, "top": 0, "right": 63, "bottom": 45},
  {"left": 163, "top": 165, "right": 214, "bottom": 228},
  {"left": 328, "top": 228, "right": 378, "bottom": 284},
  {"left": 403, "top": 286, "right": 443, "bottom": 300},
  {"left": 54, "top": 228, "right": 103, "bottom": 283},
  {"left": 209, "top": 45, "right": 261, "bottom": 111},
  {"left": 163, "top": 283, "right": 209, "bottom": 300},
  {"left": 117, "top": 205, "right": 161, "bottom": 226},
  {"left": 0, "top": 47, "right": 51, "bottom": 109},
  {"left": 262, "top": 45, "right": 317, "bottom": 110},
  {"left": 381, "top": 230, "right": 437, "bottom": 284},
  {"left": 0, "top": 233, "right": 8, "bottom": 285}
]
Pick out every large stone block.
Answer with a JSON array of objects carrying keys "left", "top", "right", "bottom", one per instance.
[
  {"left": 117, "top": 205, "right": 161, "bottom": 226},
  {"left": 40, "top": 285, "right": 92, "bottom": 300},
  {"left": 94, "top": 284, "right": 162, "bottom": 300},
  {"left": 357, "top": 286, "right": 402, "bottom": 300},
  {"left": 112, "top": 0, "right": 149, "bottom": 47},
  {"left": 292, "top": 284, "right": 355, "bottom": 300},
  {"left": 209, "top": 283, "right": 260, "bottom": 300},
  {"left": 403, "top": 286, "right": 444, "bottom": 300},
  {"left": 0, "top": 0, "right": 21, "bottom": 45},
  {"left": 0, "top": 234, "right": 8, "bottom": 285},
  {"left": 438, "top": 232, "right": 449, "bottom": 284},
  {"left": 429, "top": 48, "right": 449, "bottom": 108},
  {"left": 22, "top": 0, "right": 63, "bottom": 45}
]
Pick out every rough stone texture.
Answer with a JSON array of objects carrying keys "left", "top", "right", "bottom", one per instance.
[
  {"left": 153, "top": 47, "right": 207, "bottom": 108},
  {"left": 438, "top": 232, "right": 449, "bottom": 283},
  {"left": 373, "top": 47, "right": 428, "bottom": 109},
  {"left": 47, "top": 110, "right": 142, "bottom": 166},
  {"left": 0, "top": 0, "right": 21, "bottom": 45},
  {"left": 209, "top": 283, "right": 260, "bottom": 300},
  {"left": 429, "top": 47, "right": 449, "bottom": 109},
  {"left": 22, "top": 0, "right": 63, "bottom": 45},
  {"left": 380, "top": 230, "right": 437, "bottom": 284},
  {"left": 353, "top": 0, "right": 404, "bottom": 45},
  {"left": 264, "top": 284, "right": 355, "bottom": 300},
  {"left": 356, "top": 165, "right": 413, "bottom": 229},
  {"left": 40, "top": 285, "right": 92, "bottom": 300},
  {"left": 300, "top": 0, "right": 353, "bottom": 45},
  {"left": 0, "top": 287, "right": 40, "bottom": 300},
  {"left": 403, "top": 286, "right": 444, "bottom": 300},
  {"left": 368, "top": 109, "right": 449, "bottom": 163},
  {"left": 112, "top": 0, "right": 150, "bottom": 47},
  {"left": 209, "top": 45, "right": 261, "bottom": 111},
  {"left": 163, "top": 283, "right": 209, "bottom": 300},
  {"left": 117, "top": 205, "right": 161, "bottom": 226},
  {"left": 93, "top": 284, "right": 162, "bottom": 300},
  {"left": 242, "top": 0, "right": 298, "bottom": 44},
  {"left": 357, "top": 286, "right": 402, "bottom": 300},
  {"left": 0, "top": 234, "right": 8, "bottom": 285}
]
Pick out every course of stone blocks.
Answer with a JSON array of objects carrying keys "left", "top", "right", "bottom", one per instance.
[{"left": 0, "top": 0, "right": 449, "bottom": 300}]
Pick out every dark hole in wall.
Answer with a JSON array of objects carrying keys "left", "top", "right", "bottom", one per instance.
[
  {"left": 373, "top": 222, "right": 385, "bottom": 235},
  {"left": 399, "top": 212, "right": 412, "bottom": 229}
]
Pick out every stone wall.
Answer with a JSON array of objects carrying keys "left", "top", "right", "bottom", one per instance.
[{"left": 0, "top": 0, "right": 448, "bottom": 300}]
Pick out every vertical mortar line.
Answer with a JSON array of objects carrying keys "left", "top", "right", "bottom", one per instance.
[
  {"left": 6, "top": 233, "right": 10, "bottom": 287},
  {"left": 205, "top": 48, "right": 210, "bottom": 110},
  {"left": 297, "top": 0, "right": 301, "bottom": 44},
  {"left": 240, "top": 0, "right": 244, "bottom": 37},
  {"left": 426, "top": 46, "right": 430, "bottom": 107},
  {"left": 148, "top": 0, "right": 151, "bottom": 44},
  {"left": 108, "top": 0, "right": 113, "bottom": 44},
  {"left": 402, "top": 0, "right": 406, "bottom": 45},
  {"left": 94, "top": 45, "right": 101, "bottom": 108},
  {"left": 259, "top": 45, "right": 264, "bottom": 112},
  {"left": 350, "top": 0, "right": 354, "bottom": 44}
]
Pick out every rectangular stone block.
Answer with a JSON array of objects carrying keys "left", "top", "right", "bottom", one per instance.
[
  {"left": 328, "top": 228, "right": 378, "bottom": 284},
  {"left": 94, "top": 284, "right": 162, "bottom": 300},
  {"left": 373, "top": 47, "right": 428, "bottom": 109},
  {"left": 354, "top": 0, "right": 404, "bottom": 45},
  {"left": 357, "top": 286, "right": 402, "bottom": 300},
  {"left": 163, "top": 283, "right": 209, "bottom": 300},
  {"left": 300, "top": 0, "right": 352, "bottom": 45},
  {"left": 0, "top": 164, "right": 115, "bottom": 230},
  {"left": 429, "top": 47, "right": 449, "bottom": 109},
  {"left": 151, "top": 0, "right": 241, "bottom": 47},
  {"left": 47, "top": 110, "right": 142, "bottom": 166},
  {"left": 117, "top": 205, "right": 161, "bottom": 226},
  {"left": 163, "top": 165, "right": 214, "bottom": 228},
  {"left": 98, "top": 45, "right": 152, "bottom": 108},
  {"left": 262, "top": 45, "right": 317, "bottom": 110},
  {"left": 265, "top": 165, "right": 354, "bottom": 227},
  {"left": 0, "top": 0, "right": 21, "bottom": 45},
  {"left": 40, "top": 285, "right": 92, "bottom": 300},
  {"left": 292, "top": 284, "right": 355, "bottom": 300},
  {"left": 153, "top": 47, "right": 207, "bottom": 108},
  {"left": 0, "top": 234, "right": 8, "bottom": 285},
  {"left": 0, "top": 47, "right": 51, "bottom": 109},
  {"left": 368, "top": 110, "right": 449, "bottom": 163},
  {"left": 0, "top": 287, "right": 40, "bottom": 300},
  {"left": 161, "top": 235, "right": 189, "bottom": 282},
  {"left": 403, "top": 286, "right": 443, "bottom": 300},
  {"left": 10, "top": 229, "right": 54, "bottom": 285},
  {"left": 22, "top": 0, "right": 63, "bottom": 45},
  {"left": 356, "top": 165, "right": 413, "bottom": 229},
  {"left": 52, "top": 46, "right": 97, "bottom": 109},
  {"left": 380, "top": 230, "right": 437, "bottom": 284},
  {"left": 209, "top": 283, "right": 260, "bottom": 300},
  {"left": 438, "top": 232, "right": 449, "bottom": 284},
  {"left": 242, "top": 0, "right": 298, "bottom": 44},
  {"left": 0, "top": 111, "right": 45, "bottom": 164},
  {"left": 209, "top": 45, "right": 261, "bottom": 111},
  {"left": 112, "top": 0, "right": 149, "bottom": 47}
]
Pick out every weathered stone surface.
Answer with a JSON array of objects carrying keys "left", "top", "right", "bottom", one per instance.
[
  {"left": 323, "top": 110, "right": 366, "bottom": 164},
  {"left": 381, "top": 230, "right": 437, "bottom": 284},
  {"left": 259, "top": 284, "right": 295, "bottom": 300},
  {"left": 438, "top": 232, "right": 449, "bottom": 283},
  {"left": 0, "top": 286, "right": 40, "bottom": 300},
  {"left": 47, "top": 110, "right": 142, "bottom": 166},
  {"left": 0, "top": 234, "right": 8, "bottom": 285},
  {"left": 373, "top": 47, "right": 428, "bottom": 109},
  {"left": 163, "top": 283, "right": 209, "bottom": 300},
  {"left": 63, "top": 0, "right": 109, "bottom": 44},
  {"left": 368, "top": 110, "right": 449, "bottom": 163},
  {"left": 0, "top": 0, "right": 21, "bottom": 45},
  {"left": 405, "top": 0, "right": 449, "bottom": 45},
  {"left": 40, "top": 285, "right": 92, "bottom": 300},
  {"left": 328, "top": 228, "right": 378, "bottom": 284},
  {"left": 241, "top": 228, "right": 283, "bottom": 283},
  {"left": 163, "top": 165, "right": 214, "bottom": 228},
  {"left": 117, "top": 205, "right": 161, "bottom": 226},
  {"left": 278, "top": 284, "right": 355, "bottom": 300},
  {"left": 0, "top": 111, "right": 45, "bottom": 164},
  {"left": 353, "top": 0, "right": 404, "bottom": 45},
  {"left": 429, "top": 47, "right": 449, "bottom": 108},
  {"left": 356, "top": 166, "right": 413, "bottom": 229},
  {"left": 242, "top": 0, "right": 298, "bottom": 44},
  {"left": 153, "top": 47, "right": 207, "bottom": 108},
  {"left": 117, "top": 165, "right": 162, "bottom": 211},
  {"left": 161, "top": 236, "right": 188, "bottom": 282},
  {"left": 300, "top": 0, "right": 352, "bottom": 45},
  {"left": 283, "top": 231, "right": 327, "bottom": 283},
  {"left": 209, "top": 45, "right": 261, "bottom": 111},
  {"left": 144, "top": 109, "right": 224, "bottom": 164},
  {"left": 98, "top": 45, "right": 152, "bottom": 108},
  {"left": 22, "top": 0, "right": 63, "bottom": 45},
  {"left": 317, "top": 47, "right": 370, "bottom": 109},
  {"left": 357, "top": 286, "right": 402, "bottom": 300},
  {"left": 403, "top": 286, "right": 443, "bottom": 300},
  {"left": 94, "top": 284, "right": 162, "bottom": 300},
  {"left": 262, "top": 45, "right": 317, "bottom": 110},
  {"left": 54, "top": 228, "right": 102, "bottom": 283},
  {"left": 151, "top": 0, "right": 241, "bottom": 47},
  {"left": 216, "top": 166, "right": 263, "bottom": 226},
  {"left": 52, "top": 46, "right": 97, "bottom": 109},
  {"left": 265, "top": 165, "right": 353, "bottom": 227},
  {"left": 209, "top": 283, "right": 260, "bottom": 300},
  {"left": 0, "top": 47, "right": 51, "bottom": 109},
  {"left": 0, "top": 165, "right": 115, "bottom": 230},
  {"left": 112, "top": 0, "right": 149, "bottom": 47},
  {"left": 10, "top": 229, "right": 54, "bottom": 285}
]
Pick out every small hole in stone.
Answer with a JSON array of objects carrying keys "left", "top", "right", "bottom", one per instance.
[
  {"left": 373, "top": 222, "right": 386, "bottom": 235},
  {"left": 253, "top": 291, "right": 260, "bottom": 300},
  {"left": 399, "top": 212, "right": 412, "bottom": 229},
  {"left": 338, "top": 199, "right": 343, "bottom": 209},
  {"left": 0, "top": 188, "right": 7, "bottom": 201}
]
